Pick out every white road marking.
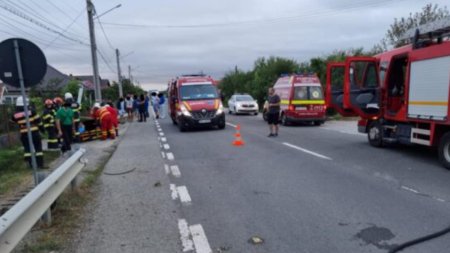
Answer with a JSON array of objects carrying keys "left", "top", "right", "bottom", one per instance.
[
  {"left": 401, "top": 186, "right": 419, "bottom": 194},
  {"left": 167, "top": 152, "right": 175, "bottom": 160},
  {"left": 159, "top": 132, "right": 165, "bottom": 136},
  {"left": 170, "top": 184, "right": 178, "bottom": 200},
  {"left": 282, "top": 142, "right": 332, "bottom": 160},
  {"left": 161, "top": 137, "right": 167, "bottom": 142},
  {"left": 161, "top": 152, "right": 166, "bottom": 159},
  {"left": 171, "top": 165, "right": 181, "bottom": 177},
  {"left": 178, "top": 219, "right": 194, "bottom": 252},
  {"left": 226, "top": 122, "right": 237, "bottom": 128},
  {"left": 434, "top": 197, "right": 446, "bottom": 203},
  {"left": 189, "top": 224, "right": 212, "bottom": 253},
  {"left": 177, "top": 186, "right": 192, "bottom": 204},
  {"left": 164, "top": 144, "right": 170, "bottom": 150},
  {"left": 164, "top": 164, "right": 170, "bottom": 175},
  {"left": 158, "top": 128, "right": 162, "bottom": 132}
]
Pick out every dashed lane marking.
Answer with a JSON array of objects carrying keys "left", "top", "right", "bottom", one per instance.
[
  {"left": 159, "top": 132, "right": 165, "bottom": 136},
  {"left": 167, "top": 152, "right": 175, "bottom": 160},
  {"left": 226, "top": 122, "right": 237, "bottom": 128},
  {"left": 164, "top": 144, "right": 170, "bottom": 150},
  {"left": 189, "top": 224, "right": 212, "bottom": 253},
  {"left": 164, "top": 164, "right": 170, "bottom": 175},
  {"left": 178, "top": 219, "right": 195, "bottom": 252},
  {"left": 170, "top": 184, "right": 178, "bottom": 200},
  {"left": 177, "top": 186, "right": 192, "bottom": 205},
  {"left": 161, "top": 137, "right": 167, "bottom": 142},
  {"left": 170, "top": 165, "right": 181, "bottom": 177},
  {"left": 401, "top": 185, "right": 419, "bottom": 194},
  {"left": 282, "top": 142, "right": 332, "bottom": 160}
]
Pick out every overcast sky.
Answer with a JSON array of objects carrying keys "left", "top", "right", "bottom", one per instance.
[{"left": 0, "top": 0, "right": 448, "bottom": 90}]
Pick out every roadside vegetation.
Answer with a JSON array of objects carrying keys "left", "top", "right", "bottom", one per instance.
[{"left": 219, "top": 4, "right": 449, "bottom": 113}]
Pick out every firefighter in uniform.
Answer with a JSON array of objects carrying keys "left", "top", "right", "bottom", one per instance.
[
  {"left": 42, "top": 99, "right": 59, "bottom": 150},
  {"left": 64, "top": 93, "right": 81, "bottom": 142},
  {"left": 11, "top": 96, "right": 45, "bottom": 168},
  {"left": 105, "top": 103, "right": 119, "bottom": 137},
  {"left": 91, "top": 103, "right": 115, "bottom": 140}
]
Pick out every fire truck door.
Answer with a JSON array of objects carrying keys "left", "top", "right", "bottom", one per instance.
[
  {"left": 326, "top": 63, "right": 357, "bottom": 116},
  {"left": 344, "top": 57, "right": 381, "bottom": 118}
]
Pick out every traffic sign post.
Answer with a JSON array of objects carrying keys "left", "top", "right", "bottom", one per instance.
[{"left": 0, "top": 38, "right": 47, "bottom": 186}]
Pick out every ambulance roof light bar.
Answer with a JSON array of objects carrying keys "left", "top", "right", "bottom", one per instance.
[{"left": 399, "top": 15, "right": 450, "bottom": 42}]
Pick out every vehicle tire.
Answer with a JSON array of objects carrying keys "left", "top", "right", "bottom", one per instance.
[
  {"left": 314, "top": 121, "right": 323, "bottom": 126},
  {"left": 254, "top": 112, "right": 258, "bottom": 116},
  {"left": 234, "top": 107, "right": 237, "bottom": 115},
  {"left": 178, "top": 120, "right": 187, "bottom": 132},
  {"left": 228, "top": 109, "right": 232, "bottom": 115},
  {"left": 218, "top": 122, "right": 226, "bottom": 130},
  {"left": 438, "top": 132, "right": 450, "bottom": 170},
  {"left": 171, "top": 117, "right": 177, "bottom": 125},
  {"left": 367, "top": 121, "right": 383, "bottom": 147},
  {"left": 281, "top": 113, "right": 290, "bottom": 126}
]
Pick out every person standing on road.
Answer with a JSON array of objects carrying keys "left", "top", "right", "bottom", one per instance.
[
  {"left": 125, "top": 95, "right": 134, "bottom": 122},
  {"left": 151, "top": 92, "right": 160, "bottom": 119},
  {"left": 55, "top": 97, "right": 75, "bottom": 152},
  {"left": 158, "top": 93, "right": 166, "bottom": 119},
  {"left": 267, "top": 87, "right": 281, "bottom": 137},
  {"left": 42, "top": 99, "right": 59, "bottom": 150},
  {"left": 138, "top": 94, "right": 147, "bottom": 122}
]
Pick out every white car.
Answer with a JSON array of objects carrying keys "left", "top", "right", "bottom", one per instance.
[{"left": 228, "top": 94, "right": 259, "bottom": 115}]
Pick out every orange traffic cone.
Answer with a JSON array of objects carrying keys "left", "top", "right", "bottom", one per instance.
[{"left": 232, "top": 124, "right": 245, "bottom": 146}]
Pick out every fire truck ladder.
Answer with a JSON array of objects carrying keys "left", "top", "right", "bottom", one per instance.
[{"left": 400, "top": 16, "right": 450, "bottom": 46}]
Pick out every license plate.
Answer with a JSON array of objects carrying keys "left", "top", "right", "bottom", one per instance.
[
  {"left": 199, "top": 119, "right": 211, "bottom": 124},
  {"left": 296, "top": 106, "right": 307, "bottom": 111}
]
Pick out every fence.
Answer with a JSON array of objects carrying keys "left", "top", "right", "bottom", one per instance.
[{"left": 0, "top": 105, "right": 18, "bottom": 148}]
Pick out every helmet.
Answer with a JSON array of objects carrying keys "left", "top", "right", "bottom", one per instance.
[
  {"left": 93, "top": 102, "right": 101, "bottom": 108},
  {"left": 16, "top": 96, "right": 28, "bottom": 107},
  {"left": 64, "top": 92, "right": 73, "bottom": 100},
  {"left": 54, "top": 97, "right": 63, "bottom": 104},
  {"left": 44, "top": 99, "right": 53, "bottom": 106}
]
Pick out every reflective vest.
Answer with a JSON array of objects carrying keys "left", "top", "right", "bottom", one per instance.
[
  {"left": 12, "top": 110, "right": 43, "bottom": 134},
  {"left": 71, "top": 102, "right": 81, "bottom": 123},
  {"left": 42, "top": 108, "right": 55, "bottom": 129}
]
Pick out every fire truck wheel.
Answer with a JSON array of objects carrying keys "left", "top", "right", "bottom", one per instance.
[
  {"left": 172, "top": 117, "right": 177, "bottom": 125},
  {"left": 438, "top": 132, "right": 450, "bottom": 170},
  {"left": 178, "top": 120, "right": 187, "bottom": 132},
  {"left": 368, "top": 121, "right": 383, "bottom": 147}
]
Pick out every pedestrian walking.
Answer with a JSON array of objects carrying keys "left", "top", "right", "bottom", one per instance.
[
  {"left": 138, "top": 94, "right": 147, "bottom": 122},
  {"left": 42, "top": 99, "right": 59, "bottom": 150},
  {"left": 267, "top": 88, "right": 281, "bottom": 137},
  {"left": 125, "top": 95, "right": 134, "bottom": 122},
  {"left": 55, "top": 97, "right": 75, "bottom": 152},
  {"left": 11, "top": 96, "right": 45, "bottom": 168},
  {"left": 151, "top": 92, "right": 160, "bottom": 119},
  {"left": 158, "top": 93, "right": 166, "bottom": 119}
]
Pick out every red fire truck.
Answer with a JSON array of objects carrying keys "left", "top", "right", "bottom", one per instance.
[
  {"left": 168, "top": 74, "right": 225, "bottom": 132},
  {"left": 273, "top": 74, "right": 326, "bottom": 126},
  {"left": 325, "top": 18, "right": 450, "bottom": 169}
]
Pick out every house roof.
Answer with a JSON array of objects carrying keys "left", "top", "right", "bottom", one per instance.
[
  {"left": 3, "top": 65, "right": 70, "bottom": 92},
  {"left": 73, "top": 75, "right": 111, "bottom": 90}
]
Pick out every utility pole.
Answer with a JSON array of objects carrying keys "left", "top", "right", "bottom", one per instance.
[
  {"left": 116, "top": 49, "right": 123, "bottom": 97},
  {"left": 86, "top": 0, "right": 102, "bottom": 102}
]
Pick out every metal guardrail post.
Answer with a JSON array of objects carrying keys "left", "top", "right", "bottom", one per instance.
[{"left": 0, "top": 148, "right": 87, "bottom": 253}]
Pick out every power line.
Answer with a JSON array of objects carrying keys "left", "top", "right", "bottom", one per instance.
[
  {"left": 0, "top": 3, "right": 90, "bottom": 46},
  {"left": 97, "top": 48, "right": 117, "bottom": 74},
  {"left": 43, "top": 0, "right": 89, "bottom": 36},
  {"left": 44, "top": 7, "right": 86, "bottom": 49},
  {"left": 101, "top": 0, "right": 404, "bottom": 29},
  {"left": 97, "top": 17, "right": 115, "bottom": 50}
]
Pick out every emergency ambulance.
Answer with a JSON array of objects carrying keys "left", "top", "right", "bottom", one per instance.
[
  {"left": 273, "top": 74, "right": 326, "bottom": 126},
  {"left": 168, "top": 75, "right": 225, "bottom": 132}
]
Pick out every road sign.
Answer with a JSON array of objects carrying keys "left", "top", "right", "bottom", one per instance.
[{"left": 0, "top": 38, "right": 47, "bottom": 87}]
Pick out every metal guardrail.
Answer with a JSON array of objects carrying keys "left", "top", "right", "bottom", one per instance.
[{"left": 0, "top": 148, "right": 87, "bottom": 253}]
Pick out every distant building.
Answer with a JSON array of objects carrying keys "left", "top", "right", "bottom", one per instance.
[{"left": 2, "top": 65, "right": 71, "bottom": 104}]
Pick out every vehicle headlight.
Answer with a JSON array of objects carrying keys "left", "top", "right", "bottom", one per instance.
[
  {"left": 180, "top": 104, "right": 192, "bottom": 117},
  {"left": 216, "top": 102, "right": 224, "bottom": 115}
]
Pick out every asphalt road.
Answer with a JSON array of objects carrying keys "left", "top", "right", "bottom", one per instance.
[{"left": 157, "top": 112, "right": 450, "bottom": 253}]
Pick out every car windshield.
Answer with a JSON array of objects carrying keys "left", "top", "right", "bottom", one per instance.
[
  {"left": 235, "top": 95, "right": 254, "bottom": 102},
  {"left": 294, "top": 86, "right": 324, "bottom": 100},
  {"left": 180, "top": 84, "right": 218, "bottom": 100}
]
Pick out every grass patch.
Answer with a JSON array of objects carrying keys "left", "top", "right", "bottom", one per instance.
[{"left": 0, "top": 146, "right": 61, "bottom": 195}]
